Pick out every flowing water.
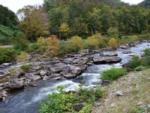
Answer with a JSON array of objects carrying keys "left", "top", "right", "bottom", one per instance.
[{"left": 0, "top": 42, "right": 150, "bottom": 113}]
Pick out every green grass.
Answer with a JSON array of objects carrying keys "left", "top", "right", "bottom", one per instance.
[
  {"left": 101, "top": 68, "right": 127, "bottom": 81},
  {"left": 0, "top": 48, "right": 17, "bottom": 64},
  {"left": 128, "top": 56, "right": 142, "bottom": 70},
  {"left": 20, "top": 64, "right": 32, "bottom": 72},
  {"left": 0, "top": 25, "right": 21, "bottom": 45}
]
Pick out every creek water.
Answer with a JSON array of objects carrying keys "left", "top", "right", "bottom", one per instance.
[{"left": 0, "top": 42, "right": 150, "bottom": 113}]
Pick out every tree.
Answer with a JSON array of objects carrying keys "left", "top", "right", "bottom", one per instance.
[
  {"left": 18, "top": 6, "right": 49, "bottom": 41},
  {"left": 0, "top": 5, "right": 18, "bottom": 27},
  {"left": 107, "top": 27, "right": 119, "bottom": 38},
  {"left": 59, "top": 23, "right": 70, "bottom": 39}
]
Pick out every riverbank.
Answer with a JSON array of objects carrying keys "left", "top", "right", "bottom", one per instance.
[
  {"left": 0, "top": 41, "right": 150, "bottom": 113},
  {"left": 92, "top": 68, "right": 150, "bottom": 113}
]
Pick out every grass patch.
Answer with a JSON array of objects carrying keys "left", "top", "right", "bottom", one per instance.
[
  {"left": 127, "top": 56, "right": 142, "bottom": 70},
  {"left": 101, "top": 68, "right": 127, "bottom": 81},
  {"left": 20, "top": 64, "right": 32, "bottom": 72}
]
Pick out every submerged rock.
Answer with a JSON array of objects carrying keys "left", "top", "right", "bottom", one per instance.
[{"left": 7, "top": 78, "right": 25, "bottom": 90}]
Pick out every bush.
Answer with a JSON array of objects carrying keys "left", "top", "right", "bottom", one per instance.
[
  {"left": 108, "top": 38, "right": 119, "bottom": 49},
  {"left": 27, "top": 43, "right": 39, "bottom": 52},
  {"left": 66, "top": 36, "right": 83, "bottom": 52},
  {"left": 138, "top": 33, "right": 150, "bottom": 41},
  {"left": 39, "top": 87, "right": 77, "bottom": 113},
  {"left": 46, "top": 37, "right": 60, "bottom": 57},
  {"left": 0, "top": 48, "right": 16, "bottom": 64},
  {"left": 39, "top": 86, "right": 104, "bottom": 113},
  {"left": 128, "top": 56, "right": 142, "bottom": 70},
  {"left": 21, "top": 64, "right": 32, "bottom": 72},
  {"left": 142, "top": 49, "right": 150, "bottom": 67},
  {"left": 17, "top": 51, "right": 30, "bottom": 63},
  {"left": 120, "top": 35, "right": 139, "bottom": 44},
  {"left": 13, "top": 33, "right": 29, "bottom": 51},
  {"left": 37, "top": 37, "right": 47, "bottom": 52},
  {"left": 101, "top": 68, "right": 127, "bottom": 81},
  {"left": 143, "top": 49, "right": 150, "bottom": 56},
  {"left": 86, "top": 34, "right": 103, "bottom": 49},
  {"left": 37, "top": 37, "right": 60, "bottom": 57}
]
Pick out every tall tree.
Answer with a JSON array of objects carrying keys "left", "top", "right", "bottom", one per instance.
[
  {"left": 0, "top": 5, "right": 18, "bottom": 28},
  {"left": 18, "top": 6, "right": 49, "bottom": 41}
]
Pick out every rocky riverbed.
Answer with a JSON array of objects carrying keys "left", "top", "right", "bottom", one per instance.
[{"left": 0, "top": 41, "right": 150, "bottom": 113}]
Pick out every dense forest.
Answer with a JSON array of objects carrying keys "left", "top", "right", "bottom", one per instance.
[
  {"left": 0, "top": 0, "right": 149, "bottom": 42},
  {"left": 18, "top": 0, "right": 150, "bottom": 40}
]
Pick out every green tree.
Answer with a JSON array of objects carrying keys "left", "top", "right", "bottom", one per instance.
[{"left": 18, "top": 6, "right": 49, "bottom": 41}]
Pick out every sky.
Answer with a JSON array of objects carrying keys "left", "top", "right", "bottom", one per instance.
[{"left": 0, "top": 0, "right": 144, "bottom": 13}]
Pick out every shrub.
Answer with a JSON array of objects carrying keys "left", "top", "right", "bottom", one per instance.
[
  {"left": 128, "top": 56, "right": 142, "bottom": 69},
  {"left": 66, "top": 36, "right": 83, "bottom": 52},
  {"left": 142, "top": 49, "right": 150, "bottom": 67},
  {"left": 120, "top": 35, "right": 139, "bottom": 44},
  {"left": 101, "top": 68, "right": 127, "bottom": 81},
  {"left": 138, "top": 33, "right": 150, "bottom": 41},
  {"left": 0, "top": 48, "right": 16, "bottom": 64},
  {"left": 27, "top": 43, "right": 39, "bottom": 52},
  {"left": 39, "top": 87, "right": 77, "bottom": 113},
  {"left": 86, "top": 34, "right": 103, "bottom": 49},
  {"left": 143, "top": 48, "right": 150, "bottom": 56},
  {"left": 13, "top": 33, "right": 29, "bottom": 51},
  {"left": 46, "top": 37, "right": 60, "bottom": 57},
  {"left": 59, "top": 41, "right": 68, "bottom": 56},
  {"left": 39, "top": 86, "right": 104, "bottom": 113},
  {"left": 37, "top": 37, "right": 47, "bottom": 52},
  {"left": 17, "top": 52, "right": 30, "bottom": 63},
  {"left": 108, "top": 38, "right": 119, "bottom": 49},
  {"left": 37, "top": 37, "right": 60, "bottom": 57}
]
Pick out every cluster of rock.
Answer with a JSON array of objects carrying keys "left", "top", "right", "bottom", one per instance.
[{"left": 0, "top": 48, "right": 124, "bottom": 101}]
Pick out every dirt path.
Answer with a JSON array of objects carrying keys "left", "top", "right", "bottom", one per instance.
[{"left": 92, "top": 69, "right": 150, "bottom": 113}]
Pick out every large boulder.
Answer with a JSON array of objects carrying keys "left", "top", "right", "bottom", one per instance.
[
  {"left": 93, "top": 56, "right": 121, "bottom": 64},
  {"left": 62, "top": 65, "right": 82, "bottom": 79},
  {"left": 73, "top": 57, "right": 89, "bottom": 65},
  {"left": 40, "top": 70, "right": 47, "bottom": 76},
  {"left": 102, "top": 51, "right": 118, "bottom": 56},
  {"left": 25, "top": 73, "right": 41, "bottom": 81},
  {"left": 7, "top": 78, "right": 25, "bottom": 90},
  {"left": 50, "top": 63, "right": 66, "bottom": 73}
]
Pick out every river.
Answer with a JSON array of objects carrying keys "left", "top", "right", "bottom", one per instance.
[{"left": 0, "top": 42, "right": 150, "bottom": 113}]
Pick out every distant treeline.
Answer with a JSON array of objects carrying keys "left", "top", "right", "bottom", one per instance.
[{"left": 0, "top": 0, "right": 150, "bottom": 42}]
